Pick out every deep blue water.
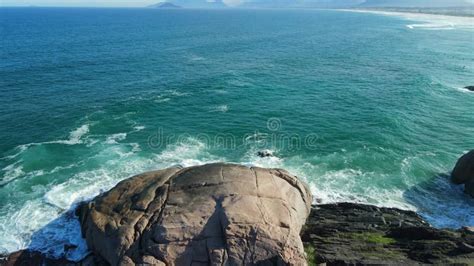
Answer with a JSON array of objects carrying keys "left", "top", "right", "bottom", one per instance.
[{"left": 0, "top": 7, "right": 473, "bottom": 260}]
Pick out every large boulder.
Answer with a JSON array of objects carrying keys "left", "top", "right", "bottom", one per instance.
[
  {"left": 465, "top": 179, "right": 474, "bottom": 198},
  {"left": 77, "top": 163, "right": 312, "bottom": 265},
  {"left": 451, "top": 150, "right": 474, "bottom": 197},
  {"left": 452, "top": 150, "right": 474, "bottom": 184}
]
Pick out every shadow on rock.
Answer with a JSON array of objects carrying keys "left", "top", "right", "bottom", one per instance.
[{"left": 178, "top": 197, "right": 287, "bottom": 265}]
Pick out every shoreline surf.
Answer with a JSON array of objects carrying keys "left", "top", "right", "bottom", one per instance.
[{"left": 339, "top": 8, "right": 474, "bottom": 30}]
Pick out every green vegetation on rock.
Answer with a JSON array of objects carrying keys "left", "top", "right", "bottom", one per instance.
[
  {"left": 301, "top": 203, "right": 474, "bottom": 264},
  {"left": 349, "top": 232, "right": 396, "bottom": 245},
  {"left": 304, "top": 244, "right": 316, "bottom": 266}
]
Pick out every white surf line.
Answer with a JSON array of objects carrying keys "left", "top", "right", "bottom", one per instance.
[{"left": 338, "top": 9, "right": 474, "bottom": 30}]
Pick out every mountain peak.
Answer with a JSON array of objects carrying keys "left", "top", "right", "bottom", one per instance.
[{"left": 148, "top": 2, "right": 182, "bottom": 8}]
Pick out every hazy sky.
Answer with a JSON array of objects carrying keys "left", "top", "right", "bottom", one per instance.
[
  {"left": 0, "top": 0, "right": 158, "bottom": 7},
  {"left": 2, "top": 0, "right": 473, "bottom": 7}
]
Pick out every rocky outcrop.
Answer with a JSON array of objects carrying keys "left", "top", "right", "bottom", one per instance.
[
  {"left": 0, "top": 250, "right": 100, "bottom": 266},
  {"left": 301, "top": 203, "right": 474, "bottom": 265},
  {"left": 77, "top": 163, "right": 312, "bottom": 265},
  {"left": 5, "top": 163, "right": 473, "bottom": 265},
  {"left": 452, "top": 150, "right": 474, "bottom": 197},
  {"left": 257, "top": 150, "right": 275, "bottom": 158}
]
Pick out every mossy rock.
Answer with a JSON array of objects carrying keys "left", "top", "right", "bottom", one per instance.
[
  {"left": 348, "top": 232, "right": 396, "bottom": 245},
  {"left": 304, "top": 244, "right": 316, "bottom": 266}
]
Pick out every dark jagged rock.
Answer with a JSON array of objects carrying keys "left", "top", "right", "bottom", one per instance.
[
  {"left": 77, "top": 163, "right": 312, "bottom": 265},
  {"left": 465, "top": 86, "right": 474, "bottom": 91},
  {"left": 0, "top": 250, "right": 100, "bottom": 266},
  {"left": 301, "top": 203, "right": 474, "bottom": 265},
  {"left": 257, "top": 150, "right": 274, "bottom": 158},
  {"left": 452, "top": 150, "right": 474, "bottom": 197}
]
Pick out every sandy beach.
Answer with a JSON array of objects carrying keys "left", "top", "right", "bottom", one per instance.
[{"left": 340, "top": 9, "right": 474, "bottom": 30}]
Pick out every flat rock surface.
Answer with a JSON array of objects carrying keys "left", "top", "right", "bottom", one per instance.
[
  {"left": 77, "top": 163, "right": 312, "bottom": 265},
  {"left": 301, "top": 203, "right": 474, "bottom": 265}
]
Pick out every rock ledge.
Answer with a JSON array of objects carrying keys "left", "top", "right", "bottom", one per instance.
[{"left": 302, "top": 203, "right": 474, "bottom": 265}]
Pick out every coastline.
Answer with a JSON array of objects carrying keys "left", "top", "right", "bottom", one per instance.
[
  {"left": 1, "top": 7, "right": 473, "bottom": 265},
  {"left": 3, "top": 204, "right": 474, "bottom": 265},
  {"left": 2, "top": 163, "right": 473, "bottom": 265},
  {"left": 339, "top": 8, "right": 474, "bottom": 29}
]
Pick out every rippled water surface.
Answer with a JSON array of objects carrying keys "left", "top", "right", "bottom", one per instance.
[{"left": 0, "top": 7, "right": 473, "bottom": 260}]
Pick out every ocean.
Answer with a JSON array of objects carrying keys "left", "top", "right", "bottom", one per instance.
[{"left": 0, "top": 7, "right": 473, "bottom": 260}]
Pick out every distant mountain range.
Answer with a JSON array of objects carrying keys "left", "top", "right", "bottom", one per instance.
[
  {"left": 240, "top": 0, "right": 365, "bottom": 8},
  {"left": 150, "top": 0, "right": 227, "bottom": 8},
  {"left": 148, "top": 2, "right": 182, "bottom": 8},
  {"left": 149, "top": 0, "right": 474, "bottom": 9},
  {"left": 359, "top": 0, "right": 473, "bottom": 7}
]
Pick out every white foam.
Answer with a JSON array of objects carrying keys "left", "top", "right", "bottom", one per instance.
[
  {"left": 3, "top": 134, "right": 473, "bottom": 263},
  {"left": 209, "top": 105, "right": 229, "bottom": 113},
  {"left": 154, "top": 138, "right": 222, "bottom": 168},
  {"left": 1, "top": 163, "right": 25, "bottom": 186},
  {"left": 242, "top": 149, "right": 473, "bottom": 229},
  {"left": 105, "top": 133, "right": 127, "bottom": 144},
  {"left": 0, "top": 145, "right": 28, "bottom": 160},
  {"left": 42, "top": 138, "right": 219, "bottom": 213},
  {"left": 406, "top": 23, "right": 456, "bottom": 30},
  {"left": 49, "top": 163, "right": 80, "bottom": 174},
  {"left": 155, "top": 97, "right": 171, "bottom": 103},
  {"left": 0, "top": 201, "right": 58, "bottom": 255},
  {"left": 67, "top": 125, "right": 90, "bottom": 144},
  {"left": 456, "top": 87, "right": 474, "bottom": 94},
  {"left": 28, "top": 210, "right": 89, "bottom": 261},
  {"left": 0, "top": 142, "right": 158, "bottom": 260},
  {"left": 129, "top": 143, "right": 142, "bottom": 152},
  {"left": 0, "top": 124, "right": 94, "bottom": 186},
  {"left": 189, "top": 54, "right": 205, "bottom": 61},
  {"left": 1, "top": 161, "right": 84, "bottom": 187},
  {"left": 16, "top": 124, "right": 92, "bottom": 147},
  {"left": 404, "top": 177, "right": 474, "bottom": 228},
  {"left": 0, "top": 200, "right": 88, "bottom": 262},
  {"left": 341, "top": 9, "right": 474, "bottom": 30},
  {"left": 49, "top": 124, "right": 91, "bottom": 145},
  {"left": 44, "top": 169, "right": 115, "bottom": 210},
  {"left": 133, "top": 125, "right": 146, "bottom": 131},
  {"left": 154, "top": 90, "right": 190, "bottom": 103},
  {"left": 210, "top": 89, "right": 228, "bottom": 94},
  {"left": 86, "top": 139, "right": 100, "bottom": 147},
  {"left": 244, "top": 132, "right": 269, "bottom": 144},
  {"left": 302, "top": 167, "right": 415, "bottom": 213},
  {"left": 165, "top": 89, "right": 189, "bottom": 97},
  {"left": 242, "top": 152, "right": 411, "bottom": 209},
  {"left": 226, "top": 79, "right": 253, "bottom": 87}
]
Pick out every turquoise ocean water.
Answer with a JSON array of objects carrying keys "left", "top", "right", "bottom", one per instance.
[{"left": 0, "top": 7, "right": 473, "bottom": 260}]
